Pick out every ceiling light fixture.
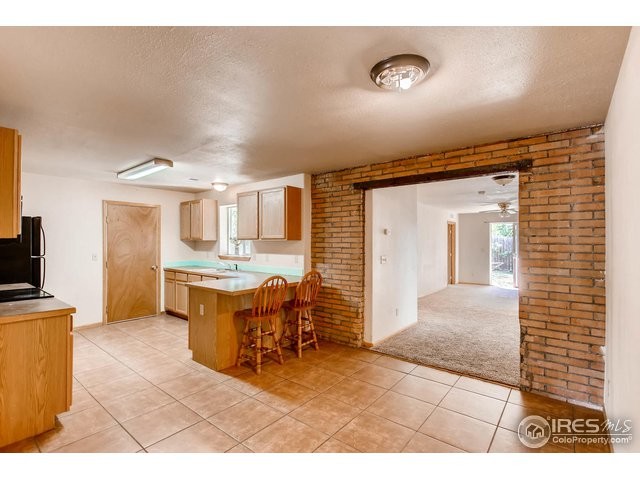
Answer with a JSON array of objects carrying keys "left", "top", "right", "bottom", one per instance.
[
  {"left": 211, "top": 182, "right": 229, "bottom": 192},
  {"left": 492, "top": 174, "right": 516, "bottom": 187},
  {"left": 117, "top": 158, "right": 173, "bottom": 180},
  {"left": 370, "top": 54, "right": 431, "bottom": 92}
]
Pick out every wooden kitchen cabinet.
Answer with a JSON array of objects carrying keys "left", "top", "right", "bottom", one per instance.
[
  {"left": 237, "top": 191, "right": 259, "bottom": 240},
  {"left": 237, "top": 186, "right": 302, "bottom": 240},
  {"left": 180, "top": 199, "right": 217, "bottom": 241},
  {"left": 259, "top": 186, "right": 302, "bottom": 240},
  {"left": 0, "top": 126, "right": 22, "bottom": 239},
  {"left": 0, "top": 300, "right": 75, "bottom": 448}
]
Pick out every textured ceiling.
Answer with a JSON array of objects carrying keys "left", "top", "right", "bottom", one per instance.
[
  {"left": 0, "top": 26, "right": 630, "bottom": 192},
  {"left": 417, "top": 174, "right": 519, "bottom": 214}
]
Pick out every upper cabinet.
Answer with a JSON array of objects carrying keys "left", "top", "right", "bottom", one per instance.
[
  {"left": 180, "top": 199, "right": 217, "bottom": 241},
  {"left": 237, "top": 191, "right": 259, "bottom": 240},
  {"left": 0, "top": 126, "right": 22, "bottom": 239},
  {"left": 238, "top": 186, "right": 301, "bottom": 241}
]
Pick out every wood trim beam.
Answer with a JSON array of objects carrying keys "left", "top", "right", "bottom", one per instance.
[{"left": 352, "top": 159, "right": 533, "bottom": 190}]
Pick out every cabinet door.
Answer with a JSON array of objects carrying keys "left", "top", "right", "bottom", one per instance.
[
  {"left": 180, "top": 202, "right": 191, "bottom": 240},
  {"left": 200, "top": 199, "right": 217, "bottom": 241},
  {"left": 190, "top": 200, "right": 203, "bottom": 240},
  {"left": 164, "top": 279, "right": 176, "bottom": 311},
  {"left": 175, "top": 282, "right": 188, "bottom": 316},
  {"left": 259, "top": 187, "right": 286, "bottom": 239},
  {"left": 237, "top": 191, "right": 259, "bottom": 240},
  {"left": 0, "top": 127, "right": 21, "bottom": 239}
]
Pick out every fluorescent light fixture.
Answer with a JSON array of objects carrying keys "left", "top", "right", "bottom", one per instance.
[
  {"left": 212, "top": 182, "right": 229, "bottom": 192},
  {"left": 117, "top": 158, "right": 173, "bottom": 180}
]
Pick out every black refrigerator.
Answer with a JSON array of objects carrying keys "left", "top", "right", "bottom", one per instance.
[{"left": 0, "top": 216, "right": 46, "bottom": 288}]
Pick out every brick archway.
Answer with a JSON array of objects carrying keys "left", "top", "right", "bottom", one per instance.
[{"left": 311, "top": 125, "right": 605, "bottom": 407}]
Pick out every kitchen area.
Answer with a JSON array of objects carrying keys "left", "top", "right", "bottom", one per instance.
[
  {"left": 0, "top": 123, "right": 311, "bottom": 450},
  {"left": 0, "top": 126, "right": 76, "bottom": 448}
]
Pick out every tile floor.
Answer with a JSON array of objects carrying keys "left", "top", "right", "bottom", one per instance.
[{"left": 0, "top": 313, "right": 610, "bottom": 453}]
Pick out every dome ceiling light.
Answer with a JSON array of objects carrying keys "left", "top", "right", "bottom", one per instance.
[
  {"left": 370, "top": 54, "right": 431, "bottom": 92},
  {"left": 492, "top": 174, "right": 516, "bottom": 187},
  {"left": 211, "top": 182, "right": 228, "bottom": 192}
]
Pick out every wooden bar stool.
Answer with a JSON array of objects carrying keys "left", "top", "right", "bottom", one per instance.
[
  {"left": 235, "top": 275, "right": 288, "bottom": 374},
  {"left": 283, "top": 270, "right": 322, "bottom": 358}
]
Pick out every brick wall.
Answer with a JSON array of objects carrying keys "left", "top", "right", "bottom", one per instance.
[{"left": 311, "top": 125, "right": 606, "bottom": 407}]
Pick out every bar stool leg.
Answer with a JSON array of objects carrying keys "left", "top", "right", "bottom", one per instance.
[
  {"left": 308, "top": 310, "right": 320, "bottom": 351},
  {"left": 269, "top": 316, "right": 284, "bottom": 365},
  {"left": 296, "top": 310, "right": 303, "bottom": 358},
  {"left": 255, "top": 321, "right": 262, "bottom": 375},
  {"left": 237, "top": 318, "right": 250, "bottom": 367}
]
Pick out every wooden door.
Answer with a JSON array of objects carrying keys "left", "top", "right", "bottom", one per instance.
[
  {"left": 104, "top": 201, "right": 160, "bottom": 323},
  {"left": 447, "top": 222, "right": 456, "bottom": 284},
  {"left": 180, "top": 201, "right": 191, "bottom": 240},
  {"left": 260, "top": 187, "right": 286, "bottom": 239},
  {"left": 237, "top": 191, "right": 259, "bottom": 240}
]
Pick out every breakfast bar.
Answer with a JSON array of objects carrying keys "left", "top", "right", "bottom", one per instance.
[{"left": 187, "top": 272, "right": 301, "bottom": 371}]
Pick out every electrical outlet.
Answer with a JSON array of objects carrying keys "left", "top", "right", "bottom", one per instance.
[
  {"left": 199, "top": 304, "right": 205, "bottom": 316},
  {"left": 380, "top": 255, "right": 387, "bottom": 264}
]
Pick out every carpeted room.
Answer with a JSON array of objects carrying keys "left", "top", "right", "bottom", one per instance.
[{"left": 365, "top": 175, "right": 520, "bottom": 386}]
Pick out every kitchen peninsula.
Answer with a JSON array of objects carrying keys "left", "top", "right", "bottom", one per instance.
[{"left": 187, "top": 272, "right": 301, "bottom": 371}]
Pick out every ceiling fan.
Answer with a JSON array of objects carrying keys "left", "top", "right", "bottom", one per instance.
[{"left": 480, "top": 201, "right": 518, "bottom": 218}]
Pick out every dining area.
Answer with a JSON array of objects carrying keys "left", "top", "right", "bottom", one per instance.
[{"left": 187, "top": 270, "right": 323, "bottom": 374}]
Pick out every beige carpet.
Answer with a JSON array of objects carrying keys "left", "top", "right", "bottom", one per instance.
[{"left": 371, "top": 284, "right": 520, "bottom": 386}]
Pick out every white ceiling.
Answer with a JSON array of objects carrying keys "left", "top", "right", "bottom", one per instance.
[
  {"left": 0, "top": 26, "right": 630, "bottom": 192},
  {"left": 417, "top": 174, "right": 519, "bottom": 214}
]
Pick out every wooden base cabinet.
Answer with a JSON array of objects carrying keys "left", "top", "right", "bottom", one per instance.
[
  {"left": 0, "top": 311, "right": 74, "bottom": 448},
  {"left": 164, "top": 270, "right": 220, "bottom": 319}
]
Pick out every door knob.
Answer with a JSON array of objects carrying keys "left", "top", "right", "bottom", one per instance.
[{"left": 151, "top": 265, "right": 158, "bottom": 271}]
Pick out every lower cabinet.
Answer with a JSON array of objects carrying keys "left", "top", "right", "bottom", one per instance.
[
  {"left": 165, "top": 270, "right": 217, "bottom": 319},
  {"left": 175, "top": 281, "right": 188, "bottom": 316},
  {"left": 0, "top": 312, "right": 73, "bottom": 448}
]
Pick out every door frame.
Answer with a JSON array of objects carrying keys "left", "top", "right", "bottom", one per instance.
[
  {"left": 102, "top": 200, "right": 162, "bottom": 324},
  {"left": 447, "top": 221, "right": 456, "bottom": 285}
]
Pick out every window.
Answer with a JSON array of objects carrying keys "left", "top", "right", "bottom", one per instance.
[{"left": 221, "top": 204, "right": 251, "bottom": 257}]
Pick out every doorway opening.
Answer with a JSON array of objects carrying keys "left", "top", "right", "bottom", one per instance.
[
  {"left": 365, "top": 173, "right": 521, "bottom": 386},
  {"left": 490, "top": 222, "right": 518, "bottom": 289}
]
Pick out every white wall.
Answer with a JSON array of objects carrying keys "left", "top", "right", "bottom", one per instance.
[
  {"left": 195, "top": 173, "right": 310, "bottom": 270},
  {"left": 417, "top": 203, "right": 456, "bottom": 297},
  {"left": 458, "top": 212, "right": 511, "bottom": 285},
  {"left": 21, "top": 172, "right": 197, "bottom": 327},
  {"left": 364, "top": 185, "right": 418, "bottom": 344},
  {"left": 604, "top": 27, "right": 640, "bottom": 453}
]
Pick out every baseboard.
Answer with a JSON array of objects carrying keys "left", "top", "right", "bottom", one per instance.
[
  {"left": 73, "top": 321, "right": 103, "bottom": 331},
  {"left": 366, "top": 320, "right": 419, "bottom": 347}
]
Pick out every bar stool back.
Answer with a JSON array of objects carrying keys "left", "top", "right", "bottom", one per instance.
[
  {"left": 236, "top": 275, "right": 288, "bottom": 374},
  {"left": 283, "top": 270, "right": 322, "bottom": 358}
]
